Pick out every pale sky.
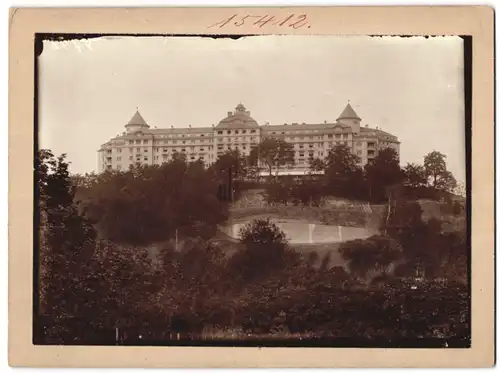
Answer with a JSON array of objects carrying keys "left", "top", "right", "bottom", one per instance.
[{"left": 39, "top": 35, "right": 466, "bottom": 183}]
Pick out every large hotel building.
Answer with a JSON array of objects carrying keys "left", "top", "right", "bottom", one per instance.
[{"left": 98, "top": 103, "right": 400, "bottom": 174}]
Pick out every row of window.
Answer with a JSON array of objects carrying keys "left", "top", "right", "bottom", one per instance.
[
  {"left": 274, "top": 134, "right": 350, "bottom": 141},
  {"left": 106, "top": 139, "right": 385, "bottom": 154},
  {"left": 108, "top": 157, "right": 211, "bottom": 170},
  {"left": 217, "top": 137, "right": 257, "bottom": 142},
  {"left": 216, "top": 129, "right": 257, "bottom": 135},
  {"left": 127, "top": 134, "right": 210, "bottom": 144},
  {"left": 128, "top": 139, "right": 213, "bottom": 146}
]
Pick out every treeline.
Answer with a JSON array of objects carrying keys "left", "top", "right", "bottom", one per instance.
[
  {"left": 218, "top": 140, "right": 461, "bottom": 205},
  {"left": 36, "top": 149, "right": 468, "bottom": 345}
]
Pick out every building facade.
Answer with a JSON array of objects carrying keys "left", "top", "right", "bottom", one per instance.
[{"left": 98, "top": 103, "right": 400, "bottom": 174}]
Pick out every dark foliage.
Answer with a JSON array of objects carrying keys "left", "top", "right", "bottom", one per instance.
[{"left": 35, "top": 149, "right": 468, "bottom": 346}]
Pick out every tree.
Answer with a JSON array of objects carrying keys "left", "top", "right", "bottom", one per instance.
[
  {"left": 308, "top": 157, "right": 326, "bottom": 173},
  {"left": 239, "top": 218, "right": 288, "bottom": 246},
  {"left": 213, "top": 149, "right": 248, "bottom": 180},
  {"left": 248, "top": 138, "right": 295, "bottom": 178},
  {"left": 290, "top": 178, "right": 325, "bottom": 207},
  {"left": 339, "top": 235, "right": 403, "bottom": 280},
  {"left": 81, "top": 157, "right": 228, "bottom": 246},
  {"left": 436, "top": 170, "right": 457, "bottom": 193},
  {"left": 228, "top": 219, "right": 298, "bottom": 283},
  {"left": 323, "top": 145, "right": 366, "bottom": 199},
  {"left": 402, "top": 163, "right": 427, "bottom": 189},
  {"left": 424, "top": 151, "right": 457, "bottom": 192},
  {"left": 212, "top": 149, "right": 249, "bottom": 202},
  {"left": 383, "top": 199, "right": 452, "bottom": 279},
  {"left": 365, "top": 147, "right": 403, "bottom": 202},
  {"left": 36, "top": 149, "right": 98, "bottom": 343}
]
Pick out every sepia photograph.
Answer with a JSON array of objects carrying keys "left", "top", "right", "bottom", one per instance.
[{"left": 33, "top": 33, "right": 472, "bottom": 349}]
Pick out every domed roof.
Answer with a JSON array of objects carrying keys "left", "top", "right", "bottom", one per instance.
[{"left": 216, "top": 104, "right": 259, "bottom": 129}]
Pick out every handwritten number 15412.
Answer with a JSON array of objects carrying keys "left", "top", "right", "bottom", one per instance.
[{"left": 208, "top": 14, "right": 310, "bottom": 29}]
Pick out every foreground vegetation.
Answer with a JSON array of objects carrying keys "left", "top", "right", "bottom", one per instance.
[{"left": 35, "top": 146, "right": 468, "bottom": 347}]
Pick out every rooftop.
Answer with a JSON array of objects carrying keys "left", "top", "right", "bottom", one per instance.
[
  {"left": 126, "top": 110, "right": 149, "bottom": 128},
  {"left": 216, "top": 104, "right": 259, "bottom": 129},
  {"left": 337, "top": 103, "right": 361, "bottom": 121}
]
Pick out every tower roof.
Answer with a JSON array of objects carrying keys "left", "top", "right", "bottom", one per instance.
[
  {"left": 337, "top": 103, "right": 361, "bottom": 121},
  {"left": 126, "top": 110, "right": 149, "bottom": 127},
  {"left": 216, "top": 104, "right": 259, "bottom": 129}
]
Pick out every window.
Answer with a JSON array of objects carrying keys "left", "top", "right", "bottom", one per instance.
[
  {"left": 135, "top": 140, "right": 141, "bottom": 144},
  {"left": 129, "top": 156, "right": 133, "bottom": 160},
  {"left": 116, "top": 156, "right": 121, "bottom": 161},
  {"left": 117, "top": 149, "right": 122, "bottom": 153},
  {"left": 328, "top": 134, "right": 333, "bottom": 139},
  {"left": 227, "top": 130, "right": 231, "bottom": 134},
  {"left": 250, "top": 130, "right": 256, "bottom": 133},
  {"left": 309, "top": 144, "right": 313, "bottom": 148},
  {"left": 144, "top": 157, "right": 148, "bottom": 161},
  {"left": 235, "top": 130, "right": 239, "bottom": 134},
  {"left": 217, "top": 131, "right": 223, "bottom": 135},
  {"left": 242, "top": 130, "right": 246, "bottom": 134},
  {"left": 144, "top": 140, "right": 148, "bottom": 144},
  {"left": 200, "top": 148, "right": 205, "bottom": 151},
  {"left": 182, "top": 141, "right": 186, "bottom": 144},
  {"left": 201, "top": 134, "right": 205, "bottom": 137},
  {"left": 144, "top": 148, "right": 148, "bottom": 152},
  {"left": 129, "top": 140, "right": 133, "bottom": 145}
]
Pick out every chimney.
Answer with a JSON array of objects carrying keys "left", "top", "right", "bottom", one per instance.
[
  {"left": 246, "top": 111, "right": 251, "bottom": 116},
  {"left": 227, "top": 111, "right": 232, "bottom": 116}
]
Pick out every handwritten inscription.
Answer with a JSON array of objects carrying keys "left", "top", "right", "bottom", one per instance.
[{"left": 208, "top": 14, "right": 310, "bottom": 29}]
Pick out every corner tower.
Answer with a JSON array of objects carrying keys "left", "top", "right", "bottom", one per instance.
[
  {"left": 125, "top": 109, "right": 150, "bottom": 134},
  {"left": 337, "top": 102, "right": 361, "bottom": 133}
]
